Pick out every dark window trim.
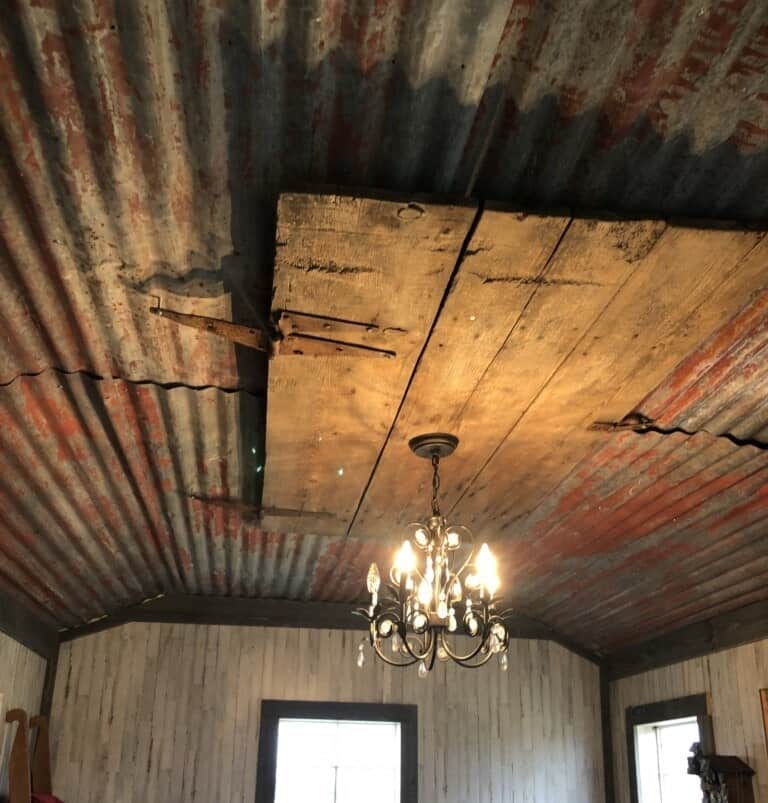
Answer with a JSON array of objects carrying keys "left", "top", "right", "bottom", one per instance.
[
  {"left": 625, "top": 693, "right": 712, "bottom": 803},
  {"left": 255, "top": 700, "right": 418, "bottom": 803}
]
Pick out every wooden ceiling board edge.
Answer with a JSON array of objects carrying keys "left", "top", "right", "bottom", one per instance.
[
  {"left": 453, "top": 223, "right": 766, "bottom": 541},
  {"left": 585, "top": 572, "right": 768, "bottom": 654},
  {"left": 441, "top": 217, "right": 668, "bottom": 522},
  {"left": 261, "top": 192, "right": 478, "bottom": 535},
  {"left": 349, "top": 208, "right": 574, "bottom": 539},
  {"left": 0, "top": 584, "right": 59, "bottom": 660},
  {"left": 441, "top": 216, "right": 668, "bottom": 536},
  {"left": 57, "top": 593, "right": 602, "bottom": 663},
  {"left": 605, "top": 598, "right": 768, "bottom": 680}
]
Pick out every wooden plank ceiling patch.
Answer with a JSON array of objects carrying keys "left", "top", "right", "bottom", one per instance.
[
  {"left": 261, "top": 192, "right": 477, "bottom": 535},
  {"left": 350, "top": 211, "right": 680, "bottom": 540},
  {"left": 263, "top": 191, "right": 767, "bottom": 562},
  {"left": 452, "top": 223, "right": 765, "bottom": 541}
]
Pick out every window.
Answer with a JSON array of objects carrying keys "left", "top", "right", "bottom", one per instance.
[
  {"left": 255, "top": 701, "right": 417, "bottom": 803},
  {"left": 626, "top": 694, "right": 712, "bottom": 803},
  {"left": 635, "top": 717, "right": 701, "bottom": 803}
]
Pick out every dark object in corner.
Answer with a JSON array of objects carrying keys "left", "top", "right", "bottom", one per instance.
[{"left": 688, "top": 742, "right": 755, "bottom": 803}]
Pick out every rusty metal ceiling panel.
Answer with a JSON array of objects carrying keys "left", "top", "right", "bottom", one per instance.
[
  {"left": 639, "top": 291, "right": 768, "bottom": 443},
  {"left": 502, "top": 292, "right": 768, "bottom": 652},
  {"left": 510, "top": 430, "right": 768, "bottom": 652},
  {"left": 2, "top": 0, "right": 767, "bottom": 648},
  {"left": 0, "top": 370, "right": 393, "bottom": 628},
  {"left": 2, "top": 0, "right": 767, "bottom": 389}
]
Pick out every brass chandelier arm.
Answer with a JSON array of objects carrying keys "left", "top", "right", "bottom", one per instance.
[
  {"left": 399, "top": 628, "right": 436, "bottom": 667},
  {"left": 371, "top": 640, "right": 420, "bottom": 668},
  {"left": 437, "top": 626, "right": 488, "bottom": 664},
  {"left": 441, "top": 640, "right": 497, "bottom": 669}
]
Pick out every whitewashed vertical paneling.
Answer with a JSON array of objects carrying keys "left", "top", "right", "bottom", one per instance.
[
  {"left": 611, "top": 637, "right": 768, "bottom": 803},
  {"left": 49, "top": 623, "right": 604, "bottom": 803},
  {"left": 0, "top": 631, "right": 47, "bottom": 798}
]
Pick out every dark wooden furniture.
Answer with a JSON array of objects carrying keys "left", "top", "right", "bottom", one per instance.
[
  {"left": 29, "top": 716, "right": 53, "bottom": 795},
  {"left": 688, "top": 744, "right": 755, "bottom": 803},
  {"left": 5, "top": 709, "right": 31, "bottom": 803},
  {"left": 3, "top": 711, "right": 58, "bottom": 803}
]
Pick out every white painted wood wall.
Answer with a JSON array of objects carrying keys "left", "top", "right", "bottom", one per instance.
[
  {"left": 0, "top": 631, "right": 47, "bottom": 798},
  {"left": 611, "top": 637, "right": 768, "bottom": 803},
  {"left": 49, "top": 623, "right": 604, "bottom": 803}
]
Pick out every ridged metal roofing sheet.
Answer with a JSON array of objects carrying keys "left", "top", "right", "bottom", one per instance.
[
  {"left": 514, "top": 429, "right": 768, "bottom": 651},
  {"left": 0, "top": 371, "right": 392, "bottom": 627},
  {"left": 3, "top": 0, "right": 767, "bottom": 386},
  {"left": 1, "top": 0, "right": 767, "bottom": 647},
  {"left": 640, "top": 291, "right": 768, "bottom": 443}
]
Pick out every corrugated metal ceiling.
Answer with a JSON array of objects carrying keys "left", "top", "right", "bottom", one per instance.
[{"left": 1, "top": 0, "right": 767, "bottom": 652}]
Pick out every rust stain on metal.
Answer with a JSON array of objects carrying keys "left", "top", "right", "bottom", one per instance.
[{"left": 1, "top": 0, "right": 768, "bottom": 645}]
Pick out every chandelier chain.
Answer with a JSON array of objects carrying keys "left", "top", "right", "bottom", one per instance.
[{"left": 431, "top": 454, "right": 440, "bottom": 516}]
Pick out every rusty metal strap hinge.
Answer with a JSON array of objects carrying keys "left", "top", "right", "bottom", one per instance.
[
  {"left": 149, "top": 301, "right": 402, "bottom": 359},
  {"left": 589, "top": 413, "right": 655, "bottom": 433}
]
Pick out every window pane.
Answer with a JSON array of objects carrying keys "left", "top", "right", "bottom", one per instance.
[
  {"left": 274, "top": 767, "right": 336, "bottom": 803},
  {"left": 273, "top": 718, "right": 401, "bottom": 803},
  {"left": 277, "top": 719, "right": 338, "bottom": 768},
  {"left": 635, "top": 717, "right": 700, "bottom": 803},
  {"left": 336, "top": 767, "right": 400, "bottom": 803},
  {"left": 657, "top": 720, "right": 700, "bottom": 802},
  {"left": 336, "top": 721, "right": 400, "bottom": 770}
]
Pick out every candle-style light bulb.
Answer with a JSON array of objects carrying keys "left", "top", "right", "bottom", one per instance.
[
  {"left": 367, "top": 562, "right": 381, "bottom": 610},
  {"left": 367, "top": 563, "right": 380, "bottom": 595},
  {"left": 395, "top": 540, "right": 416, "bottom": 575},
  {"left": 476, "top": 543, "right": 496, "bottom": 579},
  {"left": 476, "top": 543, "right": 500, "bottom": 594}
]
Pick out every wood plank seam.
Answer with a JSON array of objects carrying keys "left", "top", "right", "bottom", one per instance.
[
  {"left": 447, "top": 218, "right": 661, "bottom": 519},
  {"left": 344, "top": 200, "right": 487, "bottom": 536},
  {"left": 450, "top": 215, "right": 577, "bottom": 428}
]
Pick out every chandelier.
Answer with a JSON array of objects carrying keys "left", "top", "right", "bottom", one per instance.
[{"left": 356, "top": 433, "right": 511, "bottom": 676}]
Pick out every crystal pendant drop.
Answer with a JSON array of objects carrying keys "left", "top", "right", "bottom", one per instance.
[
  {"left": 499, "top": 652, "right": 508, "bottom": 672},
  {"left": 418, "top": 660, "right": 428, "bottom": 679},
  {"left": 357, "top": 646, "right": 365, "bottom": 669}
]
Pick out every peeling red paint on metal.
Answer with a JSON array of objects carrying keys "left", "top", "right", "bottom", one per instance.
[{"left": 640, "top": 289, "right": 768, "bottom": 439}]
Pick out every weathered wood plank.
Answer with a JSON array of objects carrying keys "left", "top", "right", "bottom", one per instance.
[
  {"left": 262, "top": 191, "right": 477, "bottom": 535},
  {"left": 49, "top": 623, "right": 605, "bottom": 803},
  {"left": 349, "top": 206, "right": 573, "bottom": 538},
  {"left": 606, "top": 599, "right": 768, "bottom": 680},
  {"left": 57, "top": 593, "right": 601, "bottom": 663},
  {"left": 454, "top": 223, "right": 766, "bottom": 539}
]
